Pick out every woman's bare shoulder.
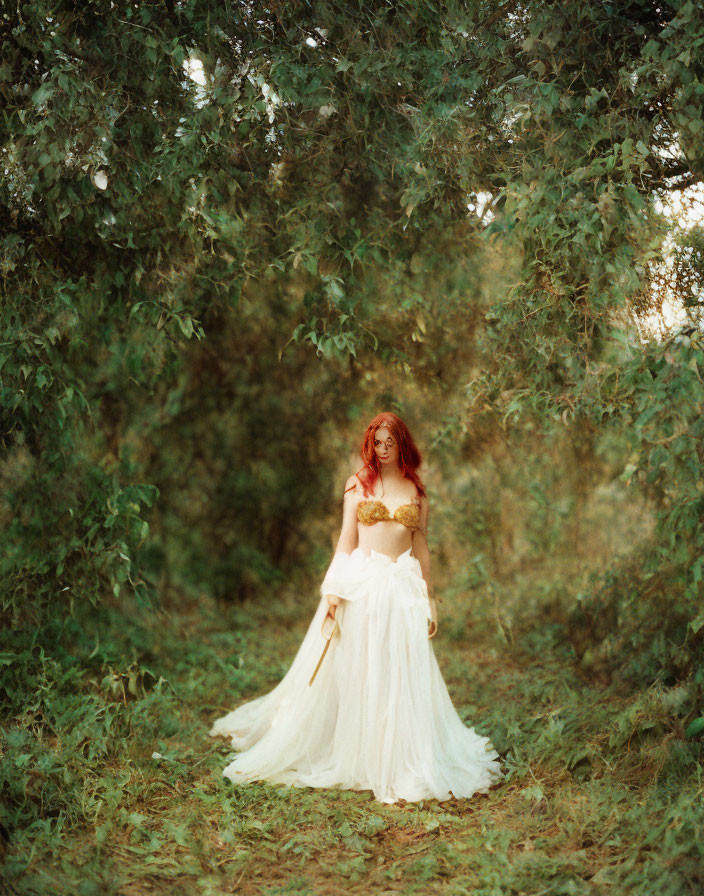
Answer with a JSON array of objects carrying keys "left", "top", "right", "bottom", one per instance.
[{"left": 343, "top": 472, "right": 364, "bottom": 498}]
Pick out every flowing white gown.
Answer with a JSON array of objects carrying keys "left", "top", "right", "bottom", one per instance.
[{"left": 210, "top": 546, "right": 504, "bottom": 804}]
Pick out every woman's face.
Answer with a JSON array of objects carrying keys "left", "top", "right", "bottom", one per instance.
[{"left": 374, "top": 426, "right": 400, "bottom": 468}]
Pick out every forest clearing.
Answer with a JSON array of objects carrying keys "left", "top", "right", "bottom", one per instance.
[
  {"left": 4, "top": 479, "right": 701, "bottom": 895},
  {"left": 2, "top": 1, "right": 703, "bottom": 894}
]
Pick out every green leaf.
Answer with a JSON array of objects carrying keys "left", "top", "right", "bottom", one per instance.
[
  {"left": 178, "top": 317, "right": 194, "bottom": 338},
  {"left": 685, "top": 717, "right": 704, "bottom": 738},
  {"left": 31, "top": 84, "right": 54, "bottom": 106}
]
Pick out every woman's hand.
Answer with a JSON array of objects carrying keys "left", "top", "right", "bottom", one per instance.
[
  {"left": 428, "top": 597, "right": 438, "bottom": 639},
  {"left": 325, "top": 593, "right": 341, "bottom": 620}
]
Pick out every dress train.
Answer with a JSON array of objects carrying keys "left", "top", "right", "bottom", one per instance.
[{"left": 210, "top": 547, "right": 503, "bottom": 804}]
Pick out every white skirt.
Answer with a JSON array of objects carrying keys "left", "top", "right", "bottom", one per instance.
[{"left": 209, "top": 546, "right": 504, "bottom": 804}]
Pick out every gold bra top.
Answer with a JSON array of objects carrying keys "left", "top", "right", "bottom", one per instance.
[{"left": 357, "top": 498, "right": 422, "bottom": 531}]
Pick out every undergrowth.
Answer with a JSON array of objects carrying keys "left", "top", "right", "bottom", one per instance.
[{"left": 2, "top": 566, "right": 703, "bottom": 896}]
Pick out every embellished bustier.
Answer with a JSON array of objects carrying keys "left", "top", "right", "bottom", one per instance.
[{"left": 357, "top": 498, "right": 422, "bottom": 532}]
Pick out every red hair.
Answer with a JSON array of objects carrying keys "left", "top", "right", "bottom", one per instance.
[{"left": 344, "top": 412, "right": 427, "bottom": 498}]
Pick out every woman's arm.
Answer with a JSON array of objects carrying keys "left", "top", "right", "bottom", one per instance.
[
  {"left": 324, "top": 474, "right": 360, "bottom": 618},
  {"left": 412, "top": 496, "right": 438, "bottom": 638},
  {"left": 334, "top": 474, "right": 361, "bottom": 554}
]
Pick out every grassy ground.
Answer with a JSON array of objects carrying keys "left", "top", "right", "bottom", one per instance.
[{"left": 2, "top": 550, "right": 703, "bottom": 896}]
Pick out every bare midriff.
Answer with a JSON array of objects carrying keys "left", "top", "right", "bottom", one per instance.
[{"left": 356, "top": 519, "right": 414, "bottom": 561}]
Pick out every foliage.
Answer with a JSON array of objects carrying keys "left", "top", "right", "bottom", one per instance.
[
  {"left": 2, "top": 574, "right": 703, "bottom": 895},
  {"left": 2, "top": 1, "right": 704, "bottom": 892},
  {"left": 563, "top": 327, "right": 704, "bottom": 687},
  {"left": 2, "top": 0, "right": 703, "bottom": 616}
]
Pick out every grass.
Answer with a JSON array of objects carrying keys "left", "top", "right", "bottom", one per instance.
[{"left": 2, "top": 557, "right": 703, "bottom": 896}]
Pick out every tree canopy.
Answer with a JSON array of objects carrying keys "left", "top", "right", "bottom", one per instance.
[{"left": 2, "top": 0, "right": 703, "bottom": 688}]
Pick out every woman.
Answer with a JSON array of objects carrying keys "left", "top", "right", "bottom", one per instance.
[{"left": 210, "top": 412, "right": 503, "bottom": 804}]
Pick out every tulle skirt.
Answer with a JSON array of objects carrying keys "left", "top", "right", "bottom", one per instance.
[{"left": 209, "top": 546, "right": 504, "bottom": 804}]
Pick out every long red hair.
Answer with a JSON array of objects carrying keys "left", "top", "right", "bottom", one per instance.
[{"left": 344, "top": 412, "right": 427, "bottom": 498}]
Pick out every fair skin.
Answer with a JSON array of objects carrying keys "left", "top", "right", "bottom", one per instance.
[{"left": 324, "top": 425, "right": 438, "bottom": 639}]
